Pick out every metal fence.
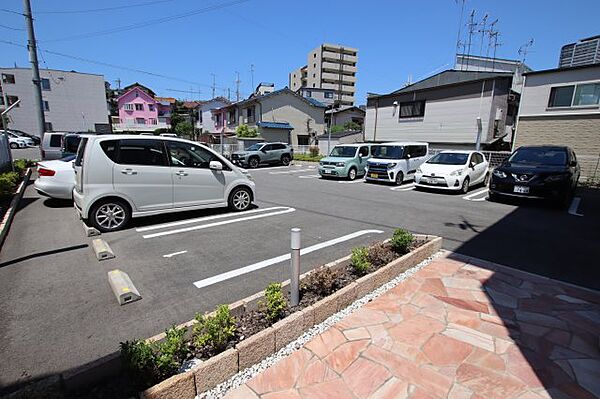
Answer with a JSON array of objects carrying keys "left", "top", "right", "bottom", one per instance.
[
  {"left": 428, "top": 148, "right": 511, "bottom": 168},
  {"left": 206, "top": 143, "right": 244, "bottom": 158}
]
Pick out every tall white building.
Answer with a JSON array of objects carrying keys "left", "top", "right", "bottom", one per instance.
[
  {"left": 0, "top": 67, "right": 110, "bottom": 135},
  {"left": 289, "top": 44, "right": 358, "bottom": 107}
]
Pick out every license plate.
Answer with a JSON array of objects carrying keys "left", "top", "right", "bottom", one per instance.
[
  {"left": 514, "top": 185, "right": 529, "bottom": 194},
  {"left": 420, "top": 177, "right": 429, "bottom": 183},
  {"left": 323, "top": 169, "right": 331, "bottom": 174},
  {"left": 370, "top": 173, "right": 378, "bottom": 178}
]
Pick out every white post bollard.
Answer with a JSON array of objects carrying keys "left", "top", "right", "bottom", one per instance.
[{"left": 290, "top": 228, "right": 301, "bottom": 307}]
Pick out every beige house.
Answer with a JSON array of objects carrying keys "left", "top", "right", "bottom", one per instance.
[
  {"left": 289, "top": 43, "right": 358, "bottom": 107},
  {"left": 515, "top": 64, "right": 600, "bottom": 179},
  {"left": 212, "top": 87, "right": 327, "bottom": 146}
]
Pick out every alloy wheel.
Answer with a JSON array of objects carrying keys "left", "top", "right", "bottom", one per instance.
[
  {"left": 348, "top": 168, "right": 356, "bottom": 180},
  {"left": 249, "top": 158, "right": 259, "bottom": 168},
  {"left": 232, "top": 189, "right": 250, "bottom": 210},
  {"left": 95, "top": 203, "right": 126, "bottom": 230}
]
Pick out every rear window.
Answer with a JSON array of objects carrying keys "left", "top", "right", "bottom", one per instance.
[
  {"left": 49, "top": 134, "right": 62, "bottom": 147},
  {"left": 117, "top": 139, "right": 168, "bottom": 166},
  {"left": 63, "top": 136, "right": 81, "bottom": 154},
  {"left": 100, "top": 140, "right": 118, "bottom": 162},
  {"left": 74, "top": 138, "right": 88, "bottom": 167}
]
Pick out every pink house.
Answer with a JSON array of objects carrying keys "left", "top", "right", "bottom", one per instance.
[{"left": 113, "top": 86, "right": 171, "bottom": 132}]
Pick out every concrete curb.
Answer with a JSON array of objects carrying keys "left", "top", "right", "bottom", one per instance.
[{"left": 0, "top": 168, "right": 32, "bottom": 251}]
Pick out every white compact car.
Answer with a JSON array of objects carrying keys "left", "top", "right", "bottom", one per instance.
[
  {"left": 34, "top": 155, "right": 76, "bottom": 200},
  {"left": 415, "top": 150, "right": 489, "bottom": 193},
  {"left": 73, "top": 135, "right": 256, "bottom": 232},
  {"left": 366, "top": 142, "right": 429, "bottom": 185}
]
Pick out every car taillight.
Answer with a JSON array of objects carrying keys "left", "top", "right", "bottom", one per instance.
[{"left": 38, "top": 168, "right": 55, "bottom": 177}]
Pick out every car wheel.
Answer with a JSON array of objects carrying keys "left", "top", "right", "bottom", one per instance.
[
  {"left": 248, "top": 157, "right": 259, "bottom": 169},
  {"left": 461, "top": 177, "right": 470, "bottom": 194},
  {"left": 488, "top": 192, "right": 498, "bottom": 202},
  {"left": 395, "top": 171, "right": 404, "bottom": 186},
  {"left": 281, "top": 154, "right": 291, "bottom": 166},
  {"left": 89, "top": 199, "right": 131, "bottom": 232},
  {"left": 229, "top": 186, "right": 252, "bottom": 211},
  {"left": 348, "top": 167, "right": 357, "bottom": 181},
  {"left": 9, "top": 143, "right": 18, "bottom": 149}
]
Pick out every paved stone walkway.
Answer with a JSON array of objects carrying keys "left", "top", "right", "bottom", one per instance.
[{"left": 224, "top": 252, "right": 600, "bottom": 399}]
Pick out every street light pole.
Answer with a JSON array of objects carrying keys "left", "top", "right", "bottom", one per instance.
[{"left": 22, "top": 0, "right": 46, "bottom": 139}]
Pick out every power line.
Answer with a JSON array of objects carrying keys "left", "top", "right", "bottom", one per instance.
[
  {"left": 34, "top": 0, "right": 176, "bottom": 14},
  {"left": 0, "top": 23, "right": 24, "bottom": 31},
  {"left": 0, "top": 8, "right": 24, "bottom": 16},
  {"left": 42, "top": 0, "right": 251, "bottom": 43}
]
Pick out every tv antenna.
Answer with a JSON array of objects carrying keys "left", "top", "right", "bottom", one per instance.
[{"left": 518, "top": 38, "right": 534, "bottom": 64}]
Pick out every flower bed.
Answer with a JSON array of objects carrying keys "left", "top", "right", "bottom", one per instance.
[{"left": 129, "top": 229, "right": 442, "bottom": 399}]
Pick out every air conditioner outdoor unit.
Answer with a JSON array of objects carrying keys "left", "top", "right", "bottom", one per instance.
[{"left": 243, "top": 117, "right": 248, "bottom": 123}]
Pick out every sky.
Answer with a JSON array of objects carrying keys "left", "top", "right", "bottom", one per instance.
[{"left": 2, "top": 0, "right": 599, "bottom": 104}]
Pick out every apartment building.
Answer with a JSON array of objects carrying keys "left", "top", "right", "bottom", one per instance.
[
  {"left": 0, "top": 67, "right": 109, "bottom": 135},
  {"left": 559, "top": 35, "right": 600, "bottom": 68},
  {"left": 289, "top": 43, "right": 358, "bottom": 107}
]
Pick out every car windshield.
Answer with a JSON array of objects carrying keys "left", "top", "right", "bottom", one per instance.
[
  {"left": 371, "top": 145, "right": 404, "bottom": 159},
  {"left": 329, "top": 146, "right": 357, "bottom": 157},
  {"left": 509, "top": 148, "right": 567, "bottom": 166},
  {"left": 247, "top": 144, "right": 264, "bottom": 151},
  {"left": 427, "top": 153, "right": 469, "bottom": 165}
]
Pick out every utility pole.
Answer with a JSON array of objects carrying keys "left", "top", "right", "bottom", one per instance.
[
  {"left": 211, "top": 74, "right": 216, "bottom": 98},
  {"left": 115, "top": 78, "right": 121, "bottom": 90},
  {"left": 235, "top": 72, "right": 241, "bottom": 102},
  {"left": 250, "top": 64, "right": 255, "bottom": 91},
  {"left": 22, "top": 0, "right": 46, "bottom": 139}
]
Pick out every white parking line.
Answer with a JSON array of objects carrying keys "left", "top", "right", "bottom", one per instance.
[
  {"left": 269, "top": 169, "right": 314, "bottom": 175},
  {"left": 568, "top": 197, "right": 584, "bottom": 217},
  {"left": 163, "top": 250, "right": 187, "bottom": 258},
  {"left": 142, "top": 207, "right": 296, "bottom": 239},
  {"left": 339, "top": 179, "right": 366, "bottom": 184},
  {"left": 136, "top": 206, "right": 289, "bottom": 232},
  {"left": 463, "top": 188, "right": 489, "bottom": 201},
  {"left": 390, "top": 183, "right": 415, "bottom": 191},
  {"left": 192, "top": 229, "right": 384, "bottom": 289},
  {"left": 298, "top": 175, "right": 321, "bottom": 179}
]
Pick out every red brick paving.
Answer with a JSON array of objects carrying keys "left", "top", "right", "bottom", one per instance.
[{"left": 224, "top": 252, "right": 600, "bottom": 398}]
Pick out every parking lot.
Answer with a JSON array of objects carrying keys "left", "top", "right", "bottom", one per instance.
[{"left": 0, "top": 161, "right": 598, "bottom": 391}]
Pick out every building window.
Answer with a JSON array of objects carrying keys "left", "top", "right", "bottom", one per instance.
[
  {"left": 124, "top": 103, "right": 134, "bottom": 111},
  {"left": 399, "top": 100, "right": 425, "bottom": 118},
  {"left": 148, "top": 104, "right": 155, "bottom": 112},
  {"left": 312, "top": 83, "right": 316, "bottom": 88},
  {"left": 324, "top": 92, "right": 333, "bottom": 99},
  {"left": 573, "top": 83, "right": 600, "bottom": 106},
  {"left": 313, "top": 63, "right": 316, "bottom": 68},
  {"left": 7, "top": 96, "right": 19, "bottom": 107},
  {"left": 2, "top": 74, "right": 15, "bottom": 84},
  {"left": 228, "top": 109, "right": 236, "bottom": 124},
  {"left": 135, "top": 117, "right": 146, "bottom": 124},
  {"left": 44, "top": 122, "right": 53, "bottom": 132},
  {"left": 41, "top": 78, "right": 51, "bottom": 91},
  {"left": 149, "top": 118, "right": 157, "bottom": 125},
  {"left": 216, "top": 113, "right": 222, "bottom": 125},
  {"left": 548, "top": 86, "right": 575, "bottom": 107},
  {"left": 135, "top": 103, "right": 144, "bottom": 111},
  {"left": 305, "top": 90, "right": 312, "bottom": 97},
  {"left": 43, "top": 100, "right": 50, "bottom": 111},
  {"left": 246, "top": 107, "right": 254, "bottom": 123}
]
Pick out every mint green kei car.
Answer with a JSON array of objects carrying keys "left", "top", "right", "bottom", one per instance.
[{"left": 318, "top": 144, "right": 372, "bottom": 180}]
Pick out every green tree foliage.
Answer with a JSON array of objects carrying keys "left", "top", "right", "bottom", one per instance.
[
  {"left": 350, "top": 246, "right": 371, "bottom": 276},
  {"left": 390, "top": 228, "right": 414, "bottom": 254},
  {"left": 343, "top": 121, "right": 362, "bottom": 131},
  {"left": 236, "top": 124, "right": 258, "bottom": 138},
  {"left": 193, "top": 305, "right": 237, "bottom": 353},
  {"left": 174, "top": 121, "right": 193, "bottom": 139},
  {"left": 262, "top": 283, "right": 287, "bottom": 323}
]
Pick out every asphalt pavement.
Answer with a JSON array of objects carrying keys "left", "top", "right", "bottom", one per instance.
[{"left": 0, "top": 162, "right": 597, "bottom": 392}]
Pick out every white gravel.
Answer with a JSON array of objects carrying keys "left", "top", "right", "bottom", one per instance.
[{"left": 198, "top": 251, "right": 442, "bottom": 399}]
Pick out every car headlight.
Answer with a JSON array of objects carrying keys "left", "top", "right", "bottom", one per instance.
[
  {"left": 450, "top": 169, "right": 463, "bottom": 176},
  {"left": 319, "top": 161, "right": 324, "bottom": 166},
  {"left": 545, "top": 173, "right": 569, "bottom": 182},
  {"left": 336, "top": 162, "right": 345, "bottom": 167},
  {"left": 386, "top": 163, "right": 397, "bottom": 169},
  {"left": 493, "top": 170, "right": 507, "bottom": 178}
]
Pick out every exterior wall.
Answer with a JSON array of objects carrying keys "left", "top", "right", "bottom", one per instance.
[
  {"left": 299, "top": 88, "right": 334, "bottom": 106},
  {"left": 364, "top": 79, "right": 512, "bottom": 146},
  {"left": 329, "top": 108, "right": 365, "bottom": 127},
  {"left": 318, "top": 132, "right": 363, "bottom": 155},
  {"left": 0, "top": 68, "right": 108, "bottom": 135},
  {"left": 199, "top": 100, "right": 229, "bottom": 133},
  {"left": 114, "top": 87, "right": 168, "bottom": 131},
  {"left": 289, "top": 66, "right": 306, "bottom": 92},
  {"left": 515, "top": 115, "right": 600, "bottom": 178},
  {"left": 258, "top": 128, "right": 289, "bottom": 143}
]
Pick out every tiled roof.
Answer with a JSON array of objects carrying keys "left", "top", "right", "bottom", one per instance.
[
  {"left": 316, "top": 130, "right": 362, "bottom": 139},
  {"left": 305, "top": 97, "right": 327, "bottom": 107},
  {"left": 257, "top": 121, "right": 293, "bottom": 129}
]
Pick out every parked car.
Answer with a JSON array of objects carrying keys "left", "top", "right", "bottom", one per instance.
[
  {"left": 41, "top": 132, "right": 67, "bottom": 160},
  {"left": 489, "top": 145, "right": 580, "bottom": 206},
  {"left": 365, "top": 142, "right": 429, "bottom": 185},
  {"left": 318, "top": 144, "right": 371, "bottom": 180},
  {"left": 34, "top": 155, "right": 76, "bottom": 200},
  {"left": 73, "top": 135, "right": 256, "bottom": 232},
  {"left": 61, "top": 133, "right": 82, "bottom": 158},
  {"left": 415, "top": 150, "right": 489, "bottom": 193},
  {"left": 159, "top": 133, "right": 178, "bottom": 137},
  {"left": 3, "top": 130, "right": 34, "bottom": 148},
  {"left": 6, "top": 129, "right": 41, "bottom": 145},
  {"left": 231, "top": 142, "right": 293, "bottom": 168}
]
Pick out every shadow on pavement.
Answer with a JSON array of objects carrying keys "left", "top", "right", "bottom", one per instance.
[
  {"left": 42, "top": 198, "right": 73, "bottom": 209},
  {"left": 0, "top": 243, "right": 89, "bottom": 269}
]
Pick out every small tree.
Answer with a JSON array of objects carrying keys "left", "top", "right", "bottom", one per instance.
[
  {"left": 330, "top": 125, "right": 344, "bottom": 133},
  {"left": 343, "top": 121, "right": 362, "bottom": 131},
  {"left": 170, "top": 113, "right": 185, "bottom": 131},
  {"left": 236, "top": 124, "right": 258, "bottom": 138},
  {"left": 175, "top": 121, "right": 193, "bottom": 138}
]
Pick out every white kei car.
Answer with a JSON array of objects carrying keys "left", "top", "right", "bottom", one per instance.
[{"left": 415, "top": 150, "right": 489, "bottom": 193}]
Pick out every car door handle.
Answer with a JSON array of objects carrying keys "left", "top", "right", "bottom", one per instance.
[
  {"left": 121, "top": 168, "right": 137, "bottom": 175},
  {"left": 175, "top": 170, "right": 188, "bottom": 176}
]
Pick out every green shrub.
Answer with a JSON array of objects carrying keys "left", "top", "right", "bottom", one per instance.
[
  {"left": 154, "top": 325, "right": 189, "bottom": 379},
  {"left": 193, "top": 305, "right": 236, "bottom": 353},
  {"left": 390, "top": 228, "right": 414, "bottom": 254},
  {"left": 302, "top": 266, "right": 339, "bottom": 297},
  {"left": 351, "top": 246, "right": 371, "bottom": 275},
  {"left": 13, "top": 159, "right": 27, "bottom": 174},
  {"left": 236, "top": 124, "right": 258, "bottom": 138},
  {"left": 293, "top": 153, "right": 323, "bottom": 162},
  {"left": 262, "top": 283, "right": 287, "bottom": 323},
  {"left": 0, "top": 172, "right": 19, "bottom": 197},
  {"left": 330, "top": 125, "right": 344, "bottom": 133},
  {"left": 120, "top": 339, "right": 157, "bottom": 388}
]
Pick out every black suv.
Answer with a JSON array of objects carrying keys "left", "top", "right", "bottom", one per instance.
[{"left": 489, "top": 145, "right": 580, "bottom": 206}]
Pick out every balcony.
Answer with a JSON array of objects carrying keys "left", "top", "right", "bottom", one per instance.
[
  {"left": 113, "top": 121, "right": 170, "bottom": 132},
  {"left": 321, "top": 72, "right": 357, "bottom": 83},
  {"left": 321, "top": 82, "right": 356, "bottom": 93},
  {"left": 321, "top": 62, "right": 357, "bottom": 74},
  {"left": 322, "top": 50, "right": 358, "bottom": 63}
]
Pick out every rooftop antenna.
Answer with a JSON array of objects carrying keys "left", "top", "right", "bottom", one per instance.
[
  {"left": 464, "top": 10, "right": 477, "bottom": 70},
  {"left": 518, "top": 38, "right": 534, "bottom": 64},
  {"left": 211, "top": 73, "right": 216, "bottom": 98},
  {"left": 491, "top": 32, "right": 502, "bottom": 70},
  {"left": 235, "top": 71, "right": 241, "bottom": 102},
  {"left": 486, "top": 19, "right": 498, "bottom": 60},
  {"left": 477, "top": 13, "right": 489, "bottom": 70},
  {"left": 250, "top": 64, "right": 255, "bottom": 90},
  {"left": 454, "top": 0, "right": 466, "bottom": 70}
]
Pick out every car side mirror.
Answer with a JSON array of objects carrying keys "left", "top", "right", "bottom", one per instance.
[
  {"left": 470, "top": 161, "right": 476, "bottom": 168},
  {"left": 405, "top": 154, "right": 411, "bottom": 159},
  {"left": 261, "top": 149, "right": 267, "bottom": 153},
  {"left": 209, "top": 160, "right": 223, "bottom": 171}
]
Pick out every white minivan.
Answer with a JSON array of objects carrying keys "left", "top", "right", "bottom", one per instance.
[
  {"left": 365, "top": 142, "right": 429, "bottom": 185},
  {"left": 73, "top": 135, "right": 256, "bottom": 232}
]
